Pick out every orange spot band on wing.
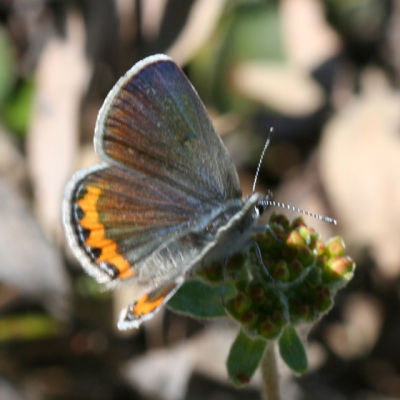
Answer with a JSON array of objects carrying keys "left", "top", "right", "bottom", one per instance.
[
  {"left": 133, "top": 294, "right": 166, "bottom": 316},
  {"left": 132, "top": 281, "right": 177, "bottom": 316},
  {"left": 77, "top": 185, "right": 132, "bottom": 276}
]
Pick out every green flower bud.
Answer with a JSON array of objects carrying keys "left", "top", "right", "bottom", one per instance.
[
  {"left": 289, "top": 259, "right": 303, "bottom": 278},
  {"left": 233, "top": 292, "right": 253, "bottom": 314},
  {"left": 282, "top": 245, "right": 298, "bottom": 260},
  {"left": 298, "top": 226, "right": 313, "bottom": 244},
  {"left": 272, "top": 259, "right": 290, "bottom": 281},
  {"left": 324, "top": 256, "right": 355, "bottom": 284},
  {"left": 271, "top": 309, "right": 286, "bottom": 326},
  {"left": 258, "top": 316, "right": 282, "bottom": 339},
  {"left": 247, "top": 283, "right": 266, "bottom": 304},
  {"left": 326, "top": 236, "right": 345, "bottom": 257},
  {"left": 289, "top": 302, "right": 311, "bottom": 324},
  {"left": 313, "top": 285, "right": 332, "bottom": 312},
  {"left": 262, "top": 289, "right": 281, "bottom": 311},
  {"left": 297, "top": 245, "right": 315, "bottom": 267},
  {"left": 240, "top": 310, "right": 258, "bottom": 327},
  {"left": 286, "top": 230, "right": 305, "bottom": 247},
  {"left": 315, "top": 239, "right": 327, "bottom": 256},
  {"left": 291, "top": 217, "right": 306, "bottom": 229},
  {"left": 270, "top": 213, "right": 290, "bottom": 229}
]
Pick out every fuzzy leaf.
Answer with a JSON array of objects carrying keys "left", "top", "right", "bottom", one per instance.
[
  {"left": 278, "top": 325, "right": 308, "bottom": 373},
  {"left": 227, "top": 329, "right": 267, "bottom": 386},
  {"left": 167, "top": 279, "right": 235, "bottom": 318}
]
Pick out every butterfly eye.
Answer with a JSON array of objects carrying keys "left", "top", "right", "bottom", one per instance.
[{"left": 255, "top": 204, "right": 265, "bottom": 216}]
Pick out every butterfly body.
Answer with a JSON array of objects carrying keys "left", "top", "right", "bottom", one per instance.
[{"left": 63, "top": 54, "right": 268, "bottom": 329}]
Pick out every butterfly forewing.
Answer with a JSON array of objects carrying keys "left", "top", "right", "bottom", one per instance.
[
  {"left": 65, "top": 164, "right": 228, "bottom": 282},
  {"left": 95, "top": 54, "right": 241, "bottom": 203}
]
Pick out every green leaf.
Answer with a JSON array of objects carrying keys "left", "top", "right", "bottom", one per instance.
[
  {"left": 227, "top": 329, "right": 267, "bottom": 386},
  {"left": 0, "top": 314, "right": 61, "bottom": 341},
  {"left": 214, "top": 2, "right": 284, "bottom": 112},
  {"left": 0, "top": 27, "right": 16, "bottom": 106},
  {"left": 190, "top": 2, "right": 285, "bottom": 114},
  {"left": 2, "top": 78, "right": 34, "bottom": 137},
  {"left": 167, "top": 279, "right": 236, "bottom": 318},
  {"left": 278, "top": 325, "right": 308, "bottom": 373}
]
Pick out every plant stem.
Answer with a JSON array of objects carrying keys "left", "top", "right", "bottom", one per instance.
[{"left": 261, "top": 343, "right": 281, "bottom": 400}]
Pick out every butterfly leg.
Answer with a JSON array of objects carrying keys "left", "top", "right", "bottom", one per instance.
[
  {"left": 252, "top": 224, "right": 282, "bottom": 243},
  {"left": 118, "top": 276, "right": 184, "bottom": 330},
  {"left": 220, "top": 256, "right": 230, "bottom": 309},
  {"left": 250, "top": 240, "right": 276, "bottom": 284}
]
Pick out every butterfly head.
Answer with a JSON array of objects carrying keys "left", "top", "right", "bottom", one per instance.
[{"left": 252, "top": 192, "right": 273, "bottom": 219}]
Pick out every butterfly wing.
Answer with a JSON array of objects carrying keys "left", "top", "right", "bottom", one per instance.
[
  {"left": 63, "top": 55, "right": 243, "bottom": 327},
  {"left": 64, "top": 165, "right": 243, "bottom": 328},
  {"left": 94, "top": 54, "right": 241, "bottom": 203}
]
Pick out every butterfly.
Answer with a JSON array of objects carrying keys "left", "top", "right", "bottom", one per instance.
[{"left": 63, "top": 54, "right": 334, "bottom": 330}]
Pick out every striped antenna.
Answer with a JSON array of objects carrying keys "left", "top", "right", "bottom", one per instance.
[
  {"left": 252, "top": 127, "right": 274, "bottom": 193},
  {"left": 252, "top": 128, "right": 337, "bottom": 225},
  {"left": 266, "top": 199, "right": 337, "bottom": 225}
]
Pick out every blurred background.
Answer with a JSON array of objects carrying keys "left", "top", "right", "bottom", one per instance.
[{"left": 0, "top": 0, "right": 399, "bottom": 399}]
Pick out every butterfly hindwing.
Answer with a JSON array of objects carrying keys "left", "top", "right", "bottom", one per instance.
[{"left": 118, "top": 277, "right": 184, "bottom": 329}]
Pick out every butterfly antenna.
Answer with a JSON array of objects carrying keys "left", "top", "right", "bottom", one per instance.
[
  {"left": 265, "top": 198, "right": 337, "bottom": 225},
  {"left": 252, "top": 127, "right": 274, "bottom": 193}
]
